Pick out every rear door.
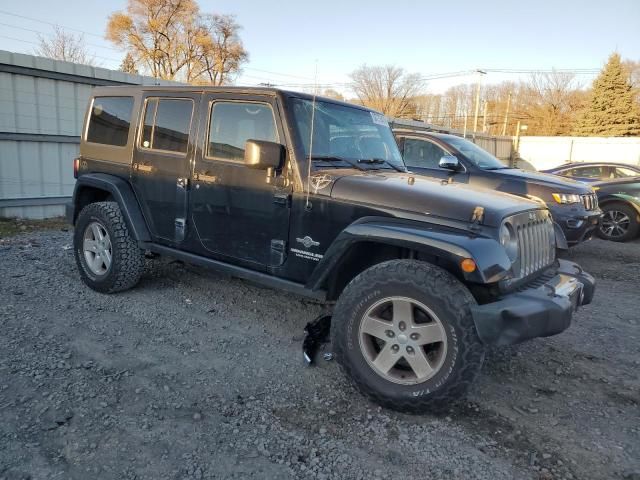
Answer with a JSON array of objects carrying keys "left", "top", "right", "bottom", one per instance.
[
  {"left": 131, "top": 92, "right": 200, "bottom": 244},
  {"left": 190, "top": 93, "right": 291, "bottom": 268}
]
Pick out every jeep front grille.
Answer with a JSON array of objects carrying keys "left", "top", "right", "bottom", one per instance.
[
  {"left": 581, "top": 193, "right": 598, "bottom": 211},
  {"left": 507, "top": 210, "right": 556, "bottom": 279}
]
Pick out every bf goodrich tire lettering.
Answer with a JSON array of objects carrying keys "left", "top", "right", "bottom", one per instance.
[
  {"left": 74, "top": 201, "right": 145, "bottom": 293},
  {"left": 331, "top": 259, "right": 486, "bottom": 413}
]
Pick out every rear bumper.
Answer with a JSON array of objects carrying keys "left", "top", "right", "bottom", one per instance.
[{"left": 471, "top": 260, "right": 595, "bottom": 346}]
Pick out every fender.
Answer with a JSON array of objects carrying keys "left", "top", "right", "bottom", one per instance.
[
  {"left": 306, "top": 217, "right": 512, "bottom": 291},
  {"left": 599, "top": 194, "right": 640, "bottom": 215},
  {"left": 70, "top": 173, "right": 151, "bottom": 242}
]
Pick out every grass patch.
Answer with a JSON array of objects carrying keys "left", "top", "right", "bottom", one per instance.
[{"left": 0, "top": 216, "right": 69, "bottom": 239}]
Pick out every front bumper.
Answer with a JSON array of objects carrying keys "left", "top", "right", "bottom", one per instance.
[
  {"left": 470, "top": 260, "right": 595, "bottom": 346},
  {"left": 552, "top": 208, "right": 601, "bottom": 246}
]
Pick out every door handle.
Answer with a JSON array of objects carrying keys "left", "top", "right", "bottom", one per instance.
[
  {"left": 177, "top": 177, "right": 189, "bottom": 188},
  {"left": 134, "top": 162, "right": 153, "bottom": 173},
  {"left": 195, "top": 171, "right": 217, "bottom": 183}
]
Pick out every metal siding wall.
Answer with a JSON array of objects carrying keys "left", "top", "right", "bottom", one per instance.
[{"left": 0, "top": 50, "right": 180, "bottom": 219}]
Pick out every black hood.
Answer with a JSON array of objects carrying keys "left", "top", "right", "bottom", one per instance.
[
  {"left": 490, "top": 168, "right": 594, "bottom": 193},
  {"left": 328, "top": 170, "right": 541, "bottom": 227}
]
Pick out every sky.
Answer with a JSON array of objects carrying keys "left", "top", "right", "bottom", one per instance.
[{"left": 1, "top": 0, "right": 639, "bottom": 94}]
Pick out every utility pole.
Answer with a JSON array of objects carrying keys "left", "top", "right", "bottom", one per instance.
[
  {"left": 463, "top": 112, "right": 468, "bottom": 138},
  {"left": 511, "top": 120, "right": 522, "bottom": 168},
  {"left": 472, "top": 69, "right": 486, "bottom": 134},
  {"left": 501, "top": 92, "right": 511, "bottom": 136},
  {"left": 482, "top": 99, "right": 488, "bottom": 133}
]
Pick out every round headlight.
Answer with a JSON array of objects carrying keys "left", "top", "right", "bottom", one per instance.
[{"left": 500, "top": 222, "right": 518, "bottom": 261}]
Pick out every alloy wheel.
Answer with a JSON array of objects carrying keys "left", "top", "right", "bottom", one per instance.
[
  {"left": 83, "top": 221, "right": 113, "bottom": 276},
  {"left": 600, "top": 209, "right": 630, "bottom": 239},
  {"left": 358, "top": 296, "right": 447, "bottom": 385}
]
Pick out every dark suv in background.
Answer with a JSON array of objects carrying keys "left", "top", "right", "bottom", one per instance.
[{"left": 393, "top": 130, "right": 601, "bottom": 249}]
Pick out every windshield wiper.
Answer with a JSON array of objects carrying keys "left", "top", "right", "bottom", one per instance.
[
  {"left": 358, "top": 158, "right": 407, "bottom": 172},
  {"left": 310, "top": 155, "right": 366, "bottom": 171}
]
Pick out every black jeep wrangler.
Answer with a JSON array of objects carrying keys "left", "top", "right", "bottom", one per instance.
[{"left": 67, "top": 86, "right": 595, "bottom": 412}]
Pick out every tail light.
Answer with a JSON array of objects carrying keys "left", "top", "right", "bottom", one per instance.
[{"left": 73, "top": 157, "right": 80, "bottom": 178}]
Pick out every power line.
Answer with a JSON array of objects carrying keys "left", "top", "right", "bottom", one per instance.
[
  {"left": 0, "top": 21, "right": 121, "bottom": 53},
  {"left": 0, "top": 34, "right": 122, "bottom": 63},
  {"left": 0, "top": 9, "right": 105, "bottom": 38}
]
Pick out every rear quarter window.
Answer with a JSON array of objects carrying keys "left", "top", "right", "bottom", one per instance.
[{"left": 86, "top": 96, "right": 134, "bottom": 147}]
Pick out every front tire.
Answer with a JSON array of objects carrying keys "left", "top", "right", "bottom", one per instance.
[
  {"left": 331, "top": 260, "right": 485, "bottom": 413},
  {"left": 74, "top": 201, "right": 145, "bottom": 293},
  {"left": 597, "top": 202, "right": 639, "bottom": 242}
]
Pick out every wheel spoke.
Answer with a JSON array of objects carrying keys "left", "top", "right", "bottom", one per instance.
[
  {"left": 91, "top": 253, "right": 104, "bottom": 272},
  {"left": 91, "top": 223, "right": 104, "bottom": 241},
  {"left": 411, "top": 323, "right": 444, "bottom": 345},
  {"left": 392, "top": 299, "right": 413, "bottom": 325},
  {"left": 361, "top": 315, "right": 392, "bottom": 340},
  {"left": 372, "top": 344, "right": 398, "bottom": 374},
  {"left": 102, "top": 249, "right": 112, "bottom": 269},
  {"left": 404, "top": 348, "right": 434, "bottom": 380}
]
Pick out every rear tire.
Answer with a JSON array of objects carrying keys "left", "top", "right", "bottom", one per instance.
[
  {"left": 74, "top": 201, "right": 145, "bottom": 293},
  {"left": 331, "top": 259, "right": 485, "bottom": 413},
  {"left": 597, "top": 202, "right": 639, "bottom": 242}
]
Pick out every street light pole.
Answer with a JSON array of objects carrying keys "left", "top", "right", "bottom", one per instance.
[{"left": 472, "top": 69, "right": 486, "bottom": 134}]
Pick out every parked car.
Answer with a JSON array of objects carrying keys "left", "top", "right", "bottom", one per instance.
[
  {"left": 542, "top": 162, "right": 640, "bottom": 182},
  {"left": 592, "top": 177, "right": 640, "bottom": 241},
  {"left": 393, "top": 130, "right": 601, "bottom": 249},
  {"left": 67, "top": 87, "right": 595, "bottom": 412}
]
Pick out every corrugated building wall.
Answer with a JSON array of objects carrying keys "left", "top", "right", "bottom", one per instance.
[{"left": 0, "top": 50, "right": 180, "bottom": 219}]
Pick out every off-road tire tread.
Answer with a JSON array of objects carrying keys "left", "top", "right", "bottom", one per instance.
[
  {"left": 597, "top": 202, "right": 639, "bottom": 242},
  {"left": 331, "top": 259, "right": 485, "bottom": 413},
  {"left": 74, "top": 201, "right": 145, "bottom": 293}
]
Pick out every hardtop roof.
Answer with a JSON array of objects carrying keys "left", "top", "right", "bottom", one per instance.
[{"left": 90, "top": 85, "right": 376, "bottom": 113}]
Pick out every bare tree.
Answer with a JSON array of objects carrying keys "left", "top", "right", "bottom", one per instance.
[
  {"left": 106, "top": 0, "right": 200, "bottom": 80},
  {"left": 119, "top": 53, "right": 139, "bottom": 74},
  {"left": 191, "top": 14, "right": 248, "bottom": 85},
  {"left": 350, "top": 65, "right": 425, "bottom": 117},
  {"left": 106, "top": 0, "right": 247, "bottom": 84},
  {"left": 35, "top": 26, "right": 96, "bottom": 65}
]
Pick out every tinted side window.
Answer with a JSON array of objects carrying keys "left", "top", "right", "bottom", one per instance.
[
  {"left": 613, "top": 167, "right": 638, "bottom": 178},
  {"left": 403, "top": 138, "right": 448, "bottom": 169},
  {"left": 141, "top": 98, "right": 193, "bottom": 154},
  {"left": 567, "top": 166, "right": 602, "bottom": 178},
  {"left": 208, "top": 102, "right": 278, "bottom": 162},
  {"left": 86, "top": 96, "right": 134, "bottom": 146}
]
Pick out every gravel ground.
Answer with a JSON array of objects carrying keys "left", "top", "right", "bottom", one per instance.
[{"left": 0, "top": 228, "right": 638, "bottom": 480}]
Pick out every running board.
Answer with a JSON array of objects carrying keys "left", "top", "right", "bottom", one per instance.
[{"left": 140, "top": 242, "right": 326, "bottom": 301}]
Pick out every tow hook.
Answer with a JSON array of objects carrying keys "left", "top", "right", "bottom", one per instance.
[{"left": 302, "top": 314, "right": 332, "bottom": 365}]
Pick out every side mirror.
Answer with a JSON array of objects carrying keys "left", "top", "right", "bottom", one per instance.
[
  {"left": 244, "top": 140, "right": 284, "bottom": 171},
  {"left": 439, "top": 154, "right": 461, "bottom": 171}
]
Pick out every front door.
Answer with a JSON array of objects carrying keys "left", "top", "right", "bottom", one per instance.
[
  {"left": 132, "top": 92, "right": 200, "bottom": 244},
  {"left": 190, "top": 94, "right": 291, "bottom": 268},
  {"left": 400, "top": 136, "right": 469, "bottom": 183}
]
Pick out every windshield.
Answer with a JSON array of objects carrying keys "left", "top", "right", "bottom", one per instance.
[
  {"left": 444, "top": 135, "right": 507, "bottom": 170},
  {"left": 290, "top": 98, "right": 404, "bottom": 168}
]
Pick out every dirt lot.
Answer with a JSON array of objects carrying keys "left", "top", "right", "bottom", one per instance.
[{"left": 0, "top": 224, "right": 638, "bottom": 480}]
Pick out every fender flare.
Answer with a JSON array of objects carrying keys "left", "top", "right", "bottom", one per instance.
[
  {"left": 71, "top": 173, "right": 151, "bottom": 242},
  {"left": 553, "top": 222, "right": 569, "bottom": 250},
  {"left": 306, "top": 217, "right": 512, "bottom": 291},
  {"left": 599, "top": 194, "right": 640, "bottom": 215}
]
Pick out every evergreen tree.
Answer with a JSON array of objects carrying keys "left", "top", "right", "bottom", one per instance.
[
  {"left": 575, "top": 53, "right": 640, "bottom": 136},
  {"left": 119, "top": 53, "right": 139, "bottom": 75}
]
